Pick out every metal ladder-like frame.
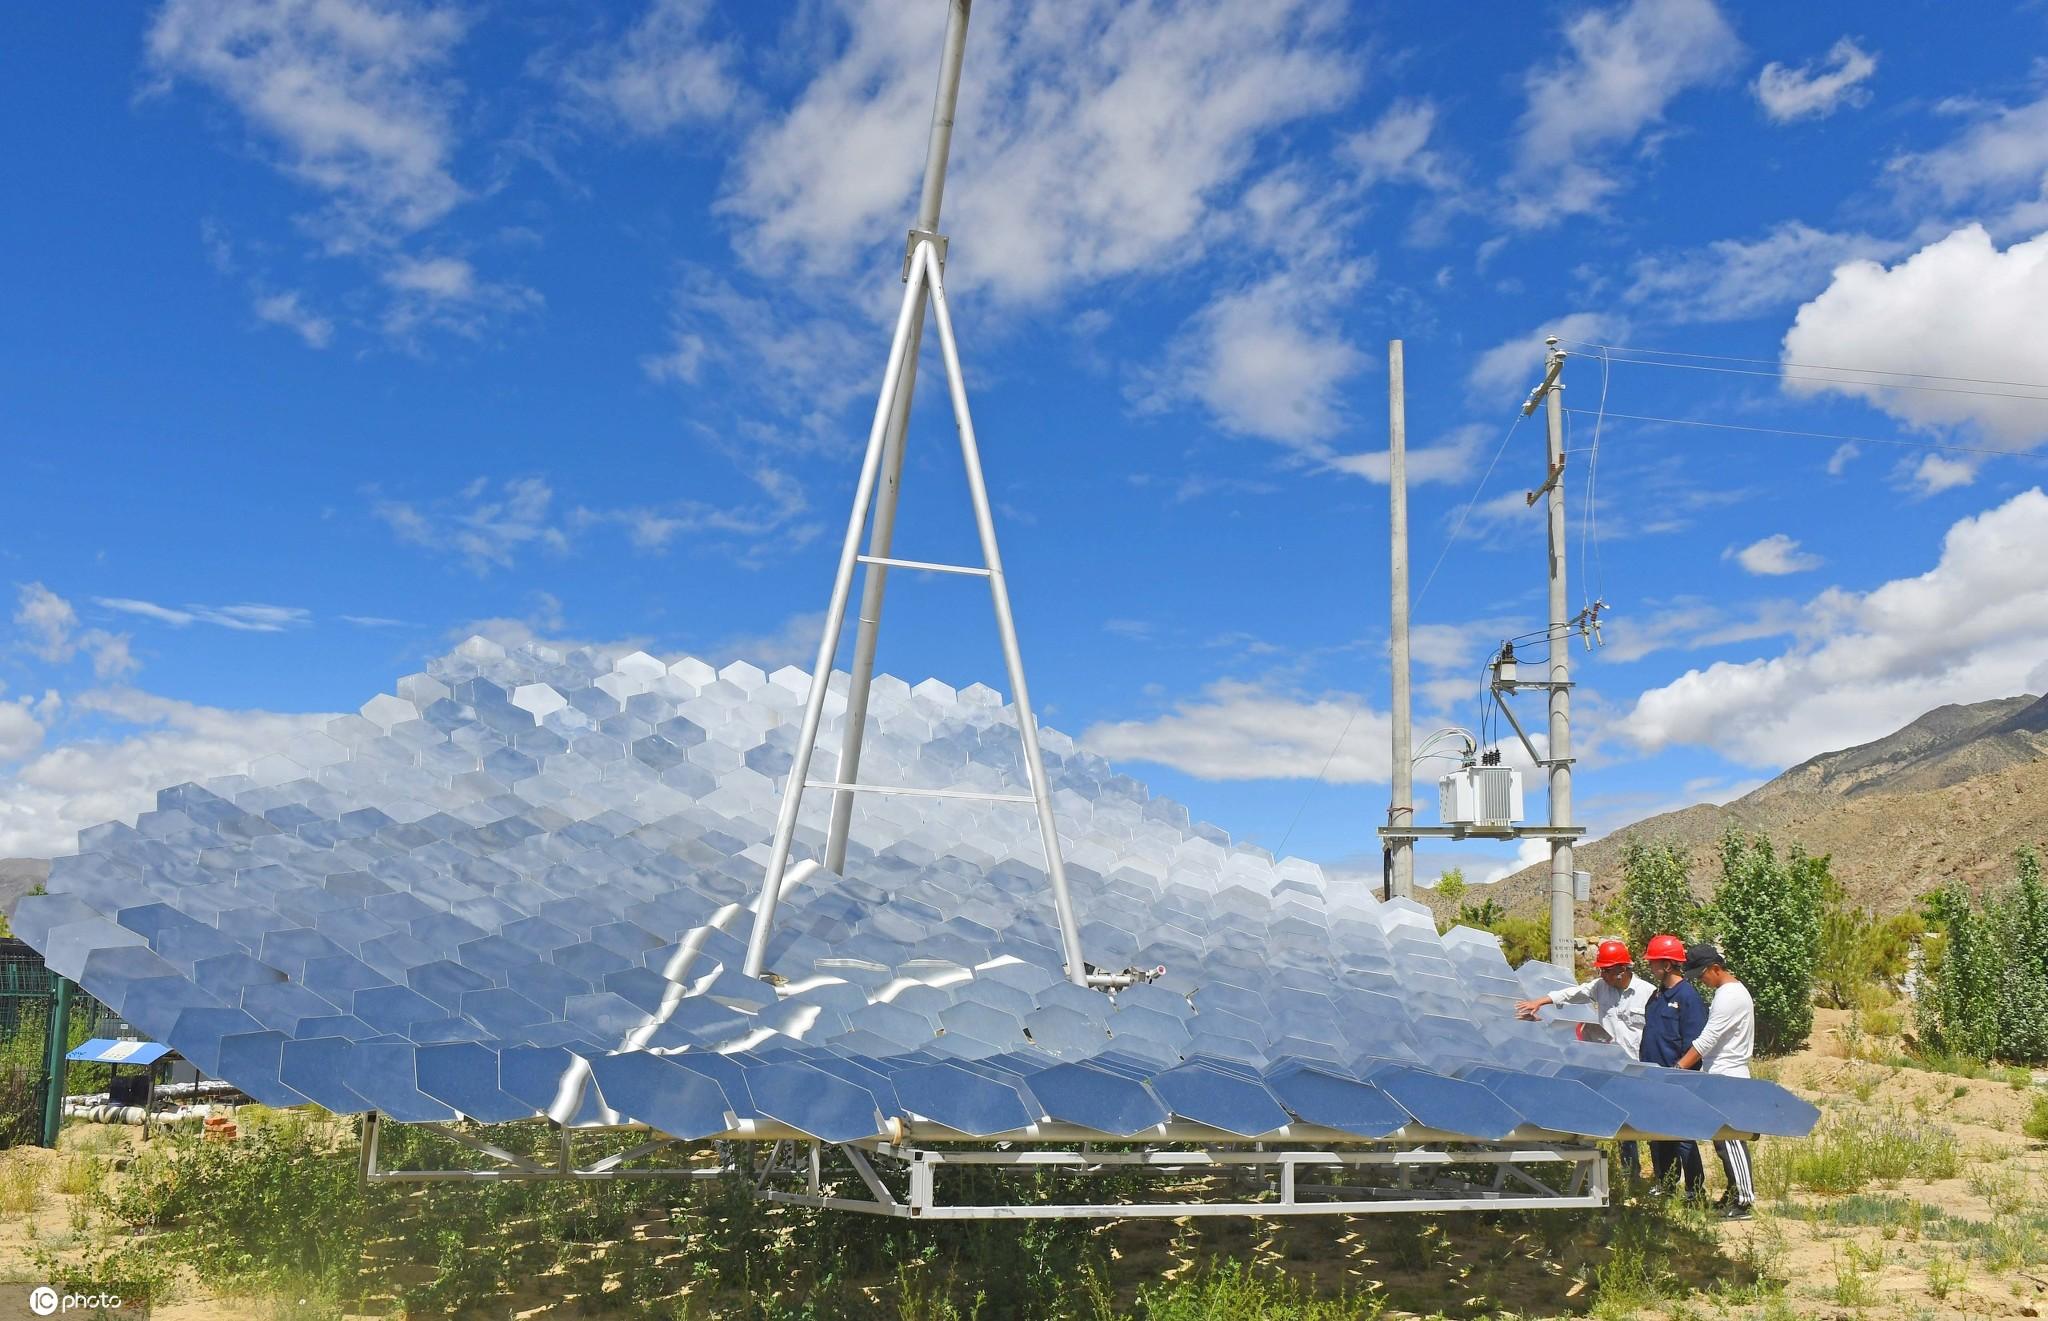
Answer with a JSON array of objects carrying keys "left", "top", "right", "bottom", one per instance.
[{"left": 739, "top": 237, "right": 1088, "bottom": 987}]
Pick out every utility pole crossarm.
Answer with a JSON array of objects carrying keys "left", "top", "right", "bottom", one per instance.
[{"left": 1525, "top": 458, "right": 1564, "bottom": 506}]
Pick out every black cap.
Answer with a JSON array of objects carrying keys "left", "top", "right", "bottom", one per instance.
[{"left": 1682, "top": 942, "right": 1726, "bottom": 974}]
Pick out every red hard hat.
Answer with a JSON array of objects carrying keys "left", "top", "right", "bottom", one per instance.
[
  {"left": 1646, "top": 933, "right": 1686, "bottom": 963},
  {"left": 1594, "top": 938, "right": 1632, "bottom": 969}
]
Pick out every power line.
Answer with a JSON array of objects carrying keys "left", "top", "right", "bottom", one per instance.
[
  {"left": 1415, "top": 410, "right": 1524, "bottom": 610},
  {"left": 1565, "top": 408, "right": 2048, "bottom": 463},
  {"left": 1273, "top": 706, "right": 1358, "bottom": 859},
  {"left": 1568, "top": 352, "right": 2048, "bottom": 406},
  {"left": 1555, "top": 338, "right": 2048, "bottom": 393},
  {"left": 1580, "top": 346, "right": 1610, "bottom": 612}
]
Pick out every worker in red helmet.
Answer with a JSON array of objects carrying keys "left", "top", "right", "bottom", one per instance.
[
  {"left": 1516, "top": 937, "right": 1651, "bottom": 1181},
  {"left": 1638, "top": 932, "right": 1707, "bottom": 1200}
]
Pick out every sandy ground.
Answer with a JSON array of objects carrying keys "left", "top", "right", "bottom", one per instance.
[{"left": 1, "top": 1007, "right": 2042, "bottom": 1319}]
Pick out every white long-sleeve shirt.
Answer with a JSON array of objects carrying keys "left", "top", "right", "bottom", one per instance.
[
  {"left": 1547, "top": 973, "right": 1651, "bottom": 1057},
  {"left": 1691, "top": 979, "right": 1755, "bottom": 1077}
]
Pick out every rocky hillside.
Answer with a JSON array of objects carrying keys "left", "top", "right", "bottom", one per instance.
[{"left": 1468, "top": 693, "right": 2048, "bottom": 920}]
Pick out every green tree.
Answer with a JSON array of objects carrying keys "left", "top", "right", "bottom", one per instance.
[
  {"left": 1711, "top": 830, "right": 1823, "bottom": 1053},
  {"left": 1434, "top": 867, "right": 1467, "bottom": 903},
  {"left": 1815, "top": 875, "right": 1887, "bottom": 1009},
  {"left": 1619, "top": 838, "right": 1700, "bottom": 955},
  {"left": 1994, "top": 847, "right": 2048, "bottom": 1060},
  {"left": 1922, "top": 881, "right": 2000, "bottom": 1059}
]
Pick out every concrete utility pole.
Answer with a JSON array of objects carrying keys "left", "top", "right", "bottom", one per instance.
[
  {"left": 1387, "top": 340, "right": 1414, "bottom": 900},
  {"left": 1541, "top": 338, "right": 1575, "bottom": 969},
  {"left": 825, "top": 0, "right": 971, "bottom": 875}
]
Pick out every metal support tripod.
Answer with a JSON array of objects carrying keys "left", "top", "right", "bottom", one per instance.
[{"left": 740, "top": 2, "right": 1087, "bottom": 987}]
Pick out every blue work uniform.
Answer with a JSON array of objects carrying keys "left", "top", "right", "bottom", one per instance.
[
  {"left": 1640, "top": 978, "right": 1706, "bottom": 1066},
  {"left": 1640, "top": 977, "right": 1707, "bottom": 1194}
]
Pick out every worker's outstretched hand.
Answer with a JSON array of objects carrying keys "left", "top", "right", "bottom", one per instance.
[{"left": 1513, "top": 998, "right": 1547, "bottom": 1020}]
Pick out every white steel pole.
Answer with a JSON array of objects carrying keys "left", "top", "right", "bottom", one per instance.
[
  {"left": 1387, "top": 341, "right": 1415, "bottom": 900},
  {"left": 826, "top": 0, "right": 973, "bottom": 874},
  {"left": 921, "top": 244, "right": 1088, "bottom": 986},
  {"left": 1542, "top": 337, "right": 1575, "bottom": 969},
  {"left": 742, "top": 258, "right": 933, "bottom": 980}
]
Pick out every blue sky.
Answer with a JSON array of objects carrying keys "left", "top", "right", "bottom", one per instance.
[{"left": 4, "top": 0, "right": 2048, "bottom": 883}]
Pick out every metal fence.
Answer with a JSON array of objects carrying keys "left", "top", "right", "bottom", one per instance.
[{"left": 0, "top": 938, "right": 101, "bottom": 1149}]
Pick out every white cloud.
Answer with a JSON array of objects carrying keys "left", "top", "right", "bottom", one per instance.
[
  {"left": 1887, "top": 90, "right": 2048, "bottom": 225},
  {"left": 707, "top": 611, "right": 830, "bottom": 671},
  {"left": 380, "top": 254, "right": 541, "bottom": 341},
  {"left": 0, "top": 687, "right": 334, "bottom": 858},
  {"left": 449, "top": 593, "right": 645, "bottom": 657},
  {"left": 1328, "top": 423, "right": 1490, "bottom": 486},
  {"left": 384, "top": 254, "right": 474, "bottom": 299},
  {"left": 1753, "top": 37, "right": 1877, "bottom": 123},
  {"left": 1082, "top": 681, "right": 1390, "bottom": 783},
  {"left": 1511, "top": 0, "right": 1743, "bottom": 223},
  {"left": 1627, "top": 222, "right": 1899, "bottom": 323},
  {"left": 1158, "top": 264, "right": 1367, "bottom": 444},
  {"left": 1781, "top": 224, "right": 2048, "bottom": 447},
  {"left": 721, "top": 0, "right": 1358, "bottom": 303},
  {"left": 569, "top": 465, "right": 812, "bottom": 555},
  {"left": 1910, "top": 453, "right": 1977, "bottom": 495},
  {"left": 0, "top": 699, "right": 48, "bottom": 763},
  {"left": 1826, "top": 442, "right": 1860, "bottom": 475},
  {"left": 94, "top": 598, "right": 311, "bottom": 632},
  {"left": 1598, "top": 598, "right": 1800, "bottom": 664},
  {"left": 1102, "top": 619, "right": 1154, "bottom": 642},
  {"left": 1483, "top": 839, "right": 1550, "bottom": 885},
  {"left": 566, "top": 0, "right": 741, "bottom": 135},
  {"left": 1341, "top": 99, "right": 1458, "bottom": 193},
  {"left": 641, "top": 268, "right": 873, "bottom": 428},
  {"left": 13, "top": 584, "right": 138, "bottom": 680},
  {"left": 1469, "top": 313, "right": 1623, "bottom": 394},
  {"left": 147, "top": 0, "right": 468, "bottom": 247},
  {"left": 1727, "top": 533, "right": 1821, "bottom": 576},
  {"left": 252, "top": 289, "right": 335, "bottom": 347},
  {"left": 1627, "top": 487, "right": 2048, "bottom": 766},
  {"left": 148, "top": 1, "right": 541, "bottom": 345},
  {"left": 373, "top": 476, "right": 569, "bottom": 573},
  {"left": 15, "top": 584, "right": 79, "bottom": 663}
]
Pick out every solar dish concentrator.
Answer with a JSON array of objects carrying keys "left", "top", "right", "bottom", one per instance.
[{"left": 14, "top": 639, "right": 1815, "bottom": 1216}]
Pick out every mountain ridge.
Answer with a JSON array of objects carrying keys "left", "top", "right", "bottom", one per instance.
[{"left": 1462, "top": 692, "right": 2048, "bottom": 922}]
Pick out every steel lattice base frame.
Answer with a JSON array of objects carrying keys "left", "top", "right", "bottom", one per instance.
[{"left": 358, "top": 1115, "right": 1606, "bottom": 1218}]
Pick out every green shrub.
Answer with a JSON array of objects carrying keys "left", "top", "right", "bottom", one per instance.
[
  {"left": 1440, "top": 895, "right": 1548, "bottom": 967},
  {"left": 1619, "top": 838, "right": 1700, "bottom": 955},
  {"left": 1712, "top": 831, "right": 1824, "bottom": 1052},
  {"left": 2025, "top": 1092, "right": 2048, "bottom": 1143},
  {"left": 1916, "top": 847, "right": 2048, "bottom": 1063}
]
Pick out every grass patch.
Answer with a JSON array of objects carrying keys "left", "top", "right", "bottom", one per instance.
[
  {"left": 0, "top": 1158, "right": 42, "bottom": 1215},
  {"left": 1755, "top": 1114, "right": 1960, "bottom": 1197},
  {"left": 54, "top": 1155, "right": 100, "bottom": 1197},
  {"left": 46, "top": 1115, "right": 1775, "bottom": 1320},
  {"left": 1136, "top": 1261, "right": 1386, "bottom": 1320},
  {"left": 1967, "top": 1165, "right": 2031, "bottom": 1217},
  {"left": 1808, "top": 1193, "right": 1934, "bottom": 1240}
]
